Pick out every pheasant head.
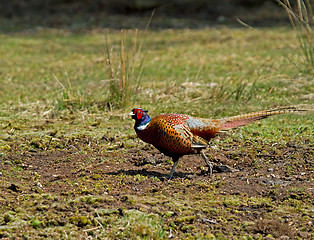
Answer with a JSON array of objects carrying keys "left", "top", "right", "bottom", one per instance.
[{"left": 130, "top": 108, "right": 151, "bottom": 130}]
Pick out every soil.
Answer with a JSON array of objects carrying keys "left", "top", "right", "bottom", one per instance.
[{"left": 0, "top": 135, "right": 313, "bottom": 238}]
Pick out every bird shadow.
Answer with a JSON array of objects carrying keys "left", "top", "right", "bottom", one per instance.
[{"left": 106, "top": 168, "right": 211, "bottom": 181}]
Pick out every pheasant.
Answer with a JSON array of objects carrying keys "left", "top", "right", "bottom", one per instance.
[{"left": 130, "top": 107, "right": 305, "bottom": 179}]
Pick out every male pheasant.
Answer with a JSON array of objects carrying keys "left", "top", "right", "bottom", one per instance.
[{"left": 130, "top": 107, "right": 305, "bottom": 179}]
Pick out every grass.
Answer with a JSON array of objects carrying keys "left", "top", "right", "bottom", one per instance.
[
  {"left": 104, "top": 29, "right": 146, "bottom": 109},
  {"left": 0, "top": 18, "right": 313, "bottom": 239},
  {"left": 1, "top": 28, "right": 312, "bottom": 119},
  {"left": 277, "top": 0, "right": 313, "bottom": 72}
]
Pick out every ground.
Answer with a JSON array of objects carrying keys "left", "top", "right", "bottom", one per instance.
[{"left": 0, "top": 123, "right": 313, "bottom": 239}]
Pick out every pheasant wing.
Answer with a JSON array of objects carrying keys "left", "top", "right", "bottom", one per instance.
[
  {"left": 185, "top": 117, "right": 222, "bottom": 141},
  {"left": 146, "top": 114, "right": 208, "bottom": 156}
]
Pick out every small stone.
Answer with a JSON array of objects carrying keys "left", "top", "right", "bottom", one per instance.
[
  {"left": 200, "top": 218, "right": 218, "bottom": 224},
  {"left": 36, "top": 182, "right": 43, "bottom": 189},
  {"left": 279, "top": 236, "right": 290, "bottom": 240}
]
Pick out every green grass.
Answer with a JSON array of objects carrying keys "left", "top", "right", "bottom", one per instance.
[
  {"left": 0, "top": 28, "right": 313, "bottom": 120},
  {"left": 0, "top": 28, "right": 312, "bottom": 156}
]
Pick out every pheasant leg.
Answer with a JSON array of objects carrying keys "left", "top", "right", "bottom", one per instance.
[
  {"left": 201, "top": 151, "right": 213, "bottom": 177},
  {"left": 168, "top": 157, "right": 179, "bottom": 180}
]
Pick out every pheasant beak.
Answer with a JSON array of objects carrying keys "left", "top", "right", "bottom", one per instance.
[{"left": 129, "top": 111, "right": 135, "bottom": 118}]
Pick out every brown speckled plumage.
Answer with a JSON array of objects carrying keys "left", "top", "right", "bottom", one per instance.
[{"left": 136, "top": 114, "right": 205, "bottom": 157}]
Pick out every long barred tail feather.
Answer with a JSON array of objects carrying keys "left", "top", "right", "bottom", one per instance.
[{"left": 220, "top": 107, "right": 307, "bottom": 130}]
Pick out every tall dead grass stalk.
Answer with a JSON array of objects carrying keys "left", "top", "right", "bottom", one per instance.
[
  {"left": 105, "top": 11, "right": 154, "bottom": 109},
  {"left": 277, "top": 0, "right": 313, "bottom": 71}
]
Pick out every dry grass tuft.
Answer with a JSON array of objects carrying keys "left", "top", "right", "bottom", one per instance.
[{"left": 278, "top": 0, "right": 313, "bottom": 72}]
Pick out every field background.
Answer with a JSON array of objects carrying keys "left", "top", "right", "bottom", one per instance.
[{"left": 0, "top": 1, "right": 313, "bottom": 239}]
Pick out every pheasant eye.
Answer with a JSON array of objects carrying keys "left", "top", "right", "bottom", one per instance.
[{"left": 136, "top": 110, "right": 143, "bottom": 119}]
